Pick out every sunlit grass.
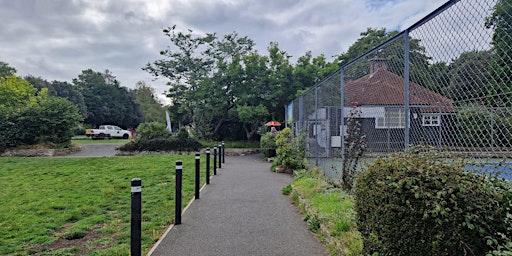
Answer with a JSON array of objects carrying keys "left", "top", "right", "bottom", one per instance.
[{"left": 0, "top": 154, "right": 209, "bottom": 255}]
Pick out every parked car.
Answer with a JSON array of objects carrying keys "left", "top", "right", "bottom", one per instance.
[{"left": 85, "top": 125, "right": 132, "bottom": 140}]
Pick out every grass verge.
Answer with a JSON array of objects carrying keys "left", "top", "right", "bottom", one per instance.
[
  {"left": 288, "top": 169, "right": 363, "bottom": 256},
  {"left": 0, "top": 154, "right": 209, "bottom": 255},
  {"left": 71, "top": 136, "right": 132, "bottom": 144}
]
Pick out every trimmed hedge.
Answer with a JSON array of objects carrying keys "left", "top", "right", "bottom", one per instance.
[{"left": 354, "top": 149, "right": 512, "bottom": 255}]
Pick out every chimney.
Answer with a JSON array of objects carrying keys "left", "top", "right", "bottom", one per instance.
[{"left": 370, "top": 57, "right": 388, "bottom": 74}]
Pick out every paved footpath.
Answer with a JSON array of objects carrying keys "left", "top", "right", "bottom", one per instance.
[{"left": 149, "top": 154, "right": 328, "bottom": 256}]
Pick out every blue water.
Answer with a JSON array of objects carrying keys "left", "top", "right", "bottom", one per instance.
[{"left": 465, "top": 162, "right": 512, "bottom": 181}]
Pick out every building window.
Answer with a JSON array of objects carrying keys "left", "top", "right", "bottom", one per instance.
[
  {"left": 422, "top": 114, "right": 441, "bottom": 126},
  {"left": 376, "top": 108, "right": 406, "bottom": 129}
]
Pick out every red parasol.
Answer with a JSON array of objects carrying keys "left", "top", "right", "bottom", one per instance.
[{"left": 265, "top": 121, "right": 281, "bottom": 127}]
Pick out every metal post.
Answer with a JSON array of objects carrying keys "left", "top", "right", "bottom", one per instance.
[
  {"left": 221, "top": 141, "right": 225, "bottom": 163},
  {"left": 340, "top": 68, "right": 346, "bottom": 175},
  {"left": 315, "top": 85, "right": 319, "bottom": 166},
  {"left": 213, "top": 146, "right": 217, "bottom": 175},
  {"left": 131, "top": 178, "right": 142, "bottom": 256},
  {"left": 404, "top": 31, "right": 411, "bottom": 152},
  {"left": 218, "top": 144, "right": 222, "bottom": 169},
  {"left": 195, "top": 153, "right": 200, "bottom": 199},
  {"left": 206, "top": 148, "right": 211, "bottom": 183},
  {"left": 175, "top": 161, "right": 182, "bottom": 225}
]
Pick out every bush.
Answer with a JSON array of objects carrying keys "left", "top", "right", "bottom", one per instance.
[
  {"left": 136, "top": 122, "right": 171, "bottom": 141},
  {"left": 118, "top": 137, "right": 202, "bottom": 152},
  {"left": 354, "top": 149, "right": 512, "bottom": 255},
  {"left": 272, "top": 128, "right": 305, "bottom": 172},
  {"left": 260, "top": 133, "right": 277, "bottom": 157},
  {"left": 0, "top": 96, "right": 82, "bottom": 150}
]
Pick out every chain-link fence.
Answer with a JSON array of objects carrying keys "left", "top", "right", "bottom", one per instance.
[{"left": 287, "top": 0, "right": 512, "bottom": 182}]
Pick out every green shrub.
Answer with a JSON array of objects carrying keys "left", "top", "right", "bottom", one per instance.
[
  {"left": 118, "top": 137, "right": 202, "bottom": 152},
  {"left": 0, "top": 96, "right": 82, "bottom": 150},
  {"left": 136, "top": 122, "right": 171, "bottom": 141},
  {"left": 354, "top": 149, "right": 512, "bottom": 255},
  {"left": 272, "top": 128, "right": 305, "bottom": 172},
  {"left": 260, "top": 133, "right": 277, "bottom": 157}
]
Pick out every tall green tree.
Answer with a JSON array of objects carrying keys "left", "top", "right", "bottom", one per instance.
[
  {"left": 485, "top": 0, "right": 512, "bottom": 106},
  {"left": 337, "top": 28, "right": 399, "bottom": 67},
  {"left": 73, "top": 69, "right": 142, "bottom": 128},
  {"left": 0, "top": 76, "right": 37, "bottom": 109},
  {"left": 445, "top": 50, "right": 492, "bottom": 103},
  {"left": 0, "top": 61, "right": 16, "bottom": 77},
  {"left": 25, "top": 75, "right": 87, "bottom": 118},
  {"left": 145, "top": 26, "right": 255, "bottom": 139},
  {"left": 144, "top": 26, "right": 215, "bottom": 137},
  {"left": 133, "top": 81, "right": 165, "bottom": 123},
  {"left": 236, "top": 52, "right": 272, "bottom": 140}
]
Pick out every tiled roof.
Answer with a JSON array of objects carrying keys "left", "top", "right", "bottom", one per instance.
[{"left": 344, "top": 68, "right": 454, "bottom": 112}]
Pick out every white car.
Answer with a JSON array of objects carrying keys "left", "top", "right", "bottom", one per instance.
[{"left": 85, "top": 125, "right": 132, "bottom": 139}]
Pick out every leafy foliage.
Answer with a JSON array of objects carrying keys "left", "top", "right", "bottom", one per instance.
[
  {"left": 119, "top": 122, "right": 201, "bottom": 152},
  {"left": 136, "top": 122, "right": 171, "bottom": 141},
  {"left": 73, "top": 69, "right": 142, "bottom": 128},
  {"left": 133, "top": 81, "right": 165, "bottom": 123},
  {"left": 354, "top": 148, "right": 512, "bottom": 255},
  {"left": 486, "top": 0, "right": 512, "bottom": 107},
  {"left": 342, "top": 106, "right": 367, "bottom": 191},
  {"left": 0, "top": 76, "right": 37, "bottom": 109},
  {"left": 260, "top": 133, "right": 277, "bottom": 157},
  {"left": 145, "top": 26, "right": 339, "bottom": 141},
  {"left": 118, "top": 137, "right": 202, "bottom": 152},
  {"left": 0, "top": 61, "right": 16, "bottom": 77},
  {"left": 272, "top": 128, "right": 305, "bottom": 171},
  {"left": 0, "top": 77, "right": 82, "bottom": 150}
]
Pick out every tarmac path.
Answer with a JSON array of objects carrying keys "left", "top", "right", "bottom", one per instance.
[{"left": 149, "top": 154, "right": 328, "bottom": 256}]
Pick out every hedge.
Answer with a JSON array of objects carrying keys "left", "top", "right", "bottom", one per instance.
[{"left": 354, "top": 149, "right": 512, "bottom": 255}]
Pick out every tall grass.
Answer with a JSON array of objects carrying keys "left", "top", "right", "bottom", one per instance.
[{"left": 0, "top": 154, "right": 207, "bottom": 255}]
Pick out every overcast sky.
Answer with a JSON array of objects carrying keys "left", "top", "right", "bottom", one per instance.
[{"left": 0, "top": 0, "right": 447, "bottom": 103}]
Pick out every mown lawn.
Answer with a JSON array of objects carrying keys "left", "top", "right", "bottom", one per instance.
[{"left": 0, "top": 154, "right": 208, "bottom": 255}]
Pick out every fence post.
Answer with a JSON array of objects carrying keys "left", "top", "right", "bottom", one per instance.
[
  {"left": 218, "top": 144, "right": 222, "bottom": 169},
  {"left": 131, "top": 178, "right": 142, "bottom": 256},
  {"left": 206, "top": 148, "right": 211, "bottom": 183},
  {"left": 195, "top": 153, "right": 200, "bottom": 199},
  {"left": 213, "top": 146, "right": 217, "bottom": 175},
  {"left": 175, "top": 161, "right": 182, "bottom": 225},
  {"left": 221, "top": 141, "right": 225, "bottom": 163},
  {"left": 404, "top": 30, "right": 411, "bottom": 152}
]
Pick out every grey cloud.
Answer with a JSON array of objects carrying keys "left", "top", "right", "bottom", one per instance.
[{"left": 0, "top": 0, "right": 447, "bottom": 96}]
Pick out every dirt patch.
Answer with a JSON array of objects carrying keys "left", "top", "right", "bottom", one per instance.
[{"left": 27, "top": 224, "right": 114, "bottom": 256}]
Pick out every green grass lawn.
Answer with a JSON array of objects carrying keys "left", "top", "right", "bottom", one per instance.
[
  {"left": 0, "top": 154, "right": 209, "bottom": 255},
  {"left": 289, "top": 170, "right": 363, "bottom": 256},
  {"left": 71, "top": 136, "right": 132, "bottom": 144}
]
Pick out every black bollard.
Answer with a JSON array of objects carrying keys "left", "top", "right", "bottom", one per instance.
[
  {"left": 213, "top": 146, "right": 217, "bottom": 175},
  {"left": 175, "top": 161, "right": 182, "bottom": 225},
  {"left": 206, "top": 148, "right": 211, "bottom": 183},
  {"left": 195, "top": 153, "right": 200, "bottom": 199},
  {"left": 222, "top": 141, "right": 225, "bottom": 164},
  {"left": 218, "top": 144, "right": 222, "bottom": 169},
  {"left": 131, "top": 178, "right": 142, "bottom": 256}
]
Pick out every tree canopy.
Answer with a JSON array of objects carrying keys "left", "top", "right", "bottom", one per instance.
[{"left": 145, "top": 26, "right": 339, "bottom": 140}]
